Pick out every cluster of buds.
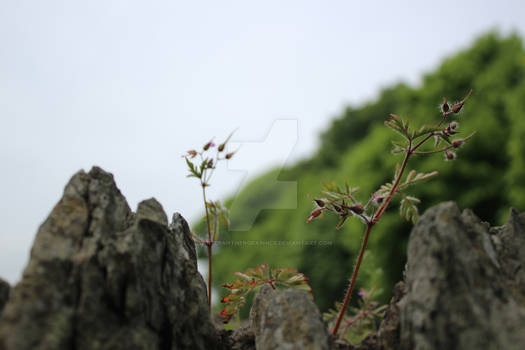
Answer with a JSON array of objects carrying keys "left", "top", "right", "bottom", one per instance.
[
  {"left": 440, "top": 89, "right": 472, "bottom": 116},
  {"left": 443, "top": 121, "right": 459, "bottom": 136},
  {"left": 307, "top": 194, "right": 369, "bottom": 228}
]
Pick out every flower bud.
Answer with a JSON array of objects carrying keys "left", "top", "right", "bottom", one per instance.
[
  {"left": 441, "top": 97, "right": 450, "bottom": 114},
  {"left": 218, "top": 143, "right": 225, "bottom": 152},
  {"left": 306, "top": 208, "right": 323, "bottom": 223},
  {"left": 349, "top": 204, "right": 364, "bottom": 215},
  {"left": 314, "top": 199, "right": 325, "bottom": 207},
  {"left": 449, "top": 121, "right": 458, "bottom": 130},
  {"left": 373, "top": 194, "right": 384, "bottom": 206},
  {"left": 332, "top": 204, "right": 343, "bottom": 213},
  {"left": 225, "top": 151, "right": 235, "bottom": 159},
  {"left": 444, "top": 151, "right": 456, "bottom": 161},
  {"left": 452, "top": 139, "right": 464, "bottom": 148},
  {"left": 186, "top": 150, "right": 197, "bottom": 158},
  {"left": 207, "top": 159, "right": 214, "bottom": 168},
  {"left": 203, "top": 140, "right": 215, "bottom": 151},
  {"left": 451, "top": 101, "right": 465, "bottom": 114}
]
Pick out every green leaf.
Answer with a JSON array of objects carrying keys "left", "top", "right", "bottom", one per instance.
[
  {"left": 335, "top": 216, "right": 348, "bottom": 230},
  {"left": 391, "top": 140, "right": 407, "bottom": 154},
  {"left": 221, "top": 265, "right": 312, "bottom": 323},
  {"left": 385, "top": 114, "right": 412, "bottom": 140},
  {"left": 399, "top": 170, "right": 439, "bottom": 190},
  {"left": 399, "top": 195, "right": 421, "bottom": 223},
  {"left": 413, "top": 124, "right": 442, "bottom": 139}
]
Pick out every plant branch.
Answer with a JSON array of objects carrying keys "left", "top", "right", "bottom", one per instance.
[
  {"left": 373, "top": 140, "right": 412, "bottom": 223},
  {"left": 202, "top": 183, "right": 213, "bottom": 308},
  {"left": 332, "top": 222, "right": 373, "bottom": 335}
]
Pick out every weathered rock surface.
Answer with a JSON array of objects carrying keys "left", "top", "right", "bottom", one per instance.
[
  {"left": 1, "top": 167, "right": 524, "bottom": 350},
  {"left": 217, "top": 322, "right": 255, "bottom": 350},
  {"left": 250, "top": 284, "right": 330, "bottom": 350},
  {"left": 0, "top": 167, "right": 218, "bottom": 350},
  {"left": 398, "top": 202, "right": 525, "bottom": 350},
  {"left": 0, "top": 279, "right": 9, "bottom": 315}
]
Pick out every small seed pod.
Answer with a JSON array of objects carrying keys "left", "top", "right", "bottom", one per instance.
[
  {"left": 306, "top": 208, "right": 323, "bottom": 223},
  {"left": 451, "top": 101, "right": 465, "bottom": 114},
  {"left": 444, "top": 151, "right": 457, "bottom": 161},
  {"left": 349, "top": 204, "right": 364, "bottom": 215},
  {"left": 314, "top": 199, "right": 325, "bottom": 207},
  {"left": 332, "top": 203, "right": 343, "bottom": 213},
  {"left": 452, "top": 139, "right": 464, "bottom": 148},
  {"left": 373, "top": 194, "right": 385, "bottom": 206},
  {"left": 441, "top": 97, "right": 450, "bottom": 114},
  {"left": 203, "top": 140, "right": 215, "bottom": 151},
  {"left": 186, "top": 150, "right": 197, "bottom": 158}
]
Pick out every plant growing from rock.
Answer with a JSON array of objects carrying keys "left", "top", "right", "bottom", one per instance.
[
  {"left": 324, "top": 286, "right": 387, "bottom": 344},
  {"left": 183, "top": 131, "right": 236, "bottom": 308},
  {"left": 307, "top": 90, "right": 475, "bottom": 335},
  {"left": 220, "top": 264, "right": 312, "bottom": 323}
]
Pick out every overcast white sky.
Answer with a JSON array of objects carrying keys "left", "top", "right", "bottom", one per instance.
[{"left": 1, "top": 0, "right": 524, "bottom": 284}]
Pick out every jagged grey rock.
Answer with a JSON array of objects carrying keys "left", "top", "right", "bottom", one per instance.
[
  {"left": 0, "top": 167, "right": 218, "bottom": 350},
  {"left": 0, "top": 279, "right": 9, "bottom": 315},
  {"left": 250, "top": 284, "right": 330, "bottom": 350},
  {"left": 399, "top": 202, "right": 525, "bottom": 350}
]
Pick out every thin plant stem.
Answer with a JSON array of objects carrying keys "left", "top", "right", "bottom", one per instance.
[
  {"left": 332, "top": 222, "right": 373, "bottom": 335},
  {"left": 207, "top": 244, "right": 212, "bottom": 307},
  {"left": 333, "top": 141, "right": 413, "bottom": 336},
  {"left": 373, "top": 142, "right": 412, "bottom": 223},
  {"left": 202, "top": 183, "right": 213, "bottom": 308}
]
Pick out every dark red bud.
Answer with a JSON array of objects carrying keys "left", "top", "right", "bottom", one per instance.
[
  {"left": 451, "top": 102, "right": 464, "bottom": 114},
  {"left": 203, "top": 140, "right": 216, "bottom": 151},
  {"left": 349, "top": 204, "right": 364, "bottom": 214},
  {"left": 373, "top": 195, "right": 384, "bottom": 205},
  {"left": 445, "top": 151, "right": 456, "bottom": 161},
  {"left": 218, "top": 143, "right": 225, "bottom": 152},
  {"left": 452, "top": 139, "right": 464, "bottom": 148},
  {"left": 306, "top": 208, "right": 323, "bottom": 223},
  {"left": 441, "top": 97, "right": 450, "bottom": 114},
  {"left": 314, "top": 199, "right": 325, "bottom": 207},
  {"left": 225, "top": 152, "right": 235, "bottom": 159}
]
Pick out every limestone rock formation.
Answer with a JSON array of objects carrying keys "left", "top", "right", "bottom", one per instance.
[
  {"left": 399, "top": 202, "right": 525, "bottom": 350},
  {"left": 0, "top": 279, "right": 9, "bottom": 315},
  {"left": 0, "top": 167, "right": 218, "bottom": 350},
  {"left": 1, "top": 166, "right": 524, "bottom": 350},
  {"left": 250, "top": 284, "right": 330, "bottom": 350}
]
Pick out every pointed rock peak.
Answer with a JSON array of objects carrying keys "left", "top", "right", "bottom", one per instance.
[{"left": 136, "top": 198, "right": 168, "bottom": 226}]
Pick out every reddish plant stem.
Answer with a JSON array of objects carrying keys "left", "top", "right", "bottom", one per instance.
[
  {"left": 333, "top": 143, "right": 413, "bottom": 336},
  {"left": 202, "top": 183, "right": 213, "bottom": 308},
  {"left": 207, "top": 244, "right": 213, "bottom": 307},
  {"left": 332, "top": 222, "right": 373, "bottom": 335},
  {"left": 373, "top": 142, "right": 412, "bottom": 223}
]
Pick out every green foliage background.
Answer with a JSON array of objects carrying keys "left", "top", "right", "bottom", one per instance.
[{"left": 202, "top": 32, "right": 525, "bottom": 316}]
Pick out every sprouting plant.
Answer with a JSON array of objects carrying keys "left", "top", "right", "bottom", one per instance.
[
  {"left": 324, "top": 286, "right": 387, "bottom": 344},
  {"left": 307, "top": 90, "right": 475, "bottom": 336},
  {"left": 220, "top": 264, "right": 312, "bottom": 323},
  {"left": 183, "top": 131, "right": 237, "bottom": 308}
]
